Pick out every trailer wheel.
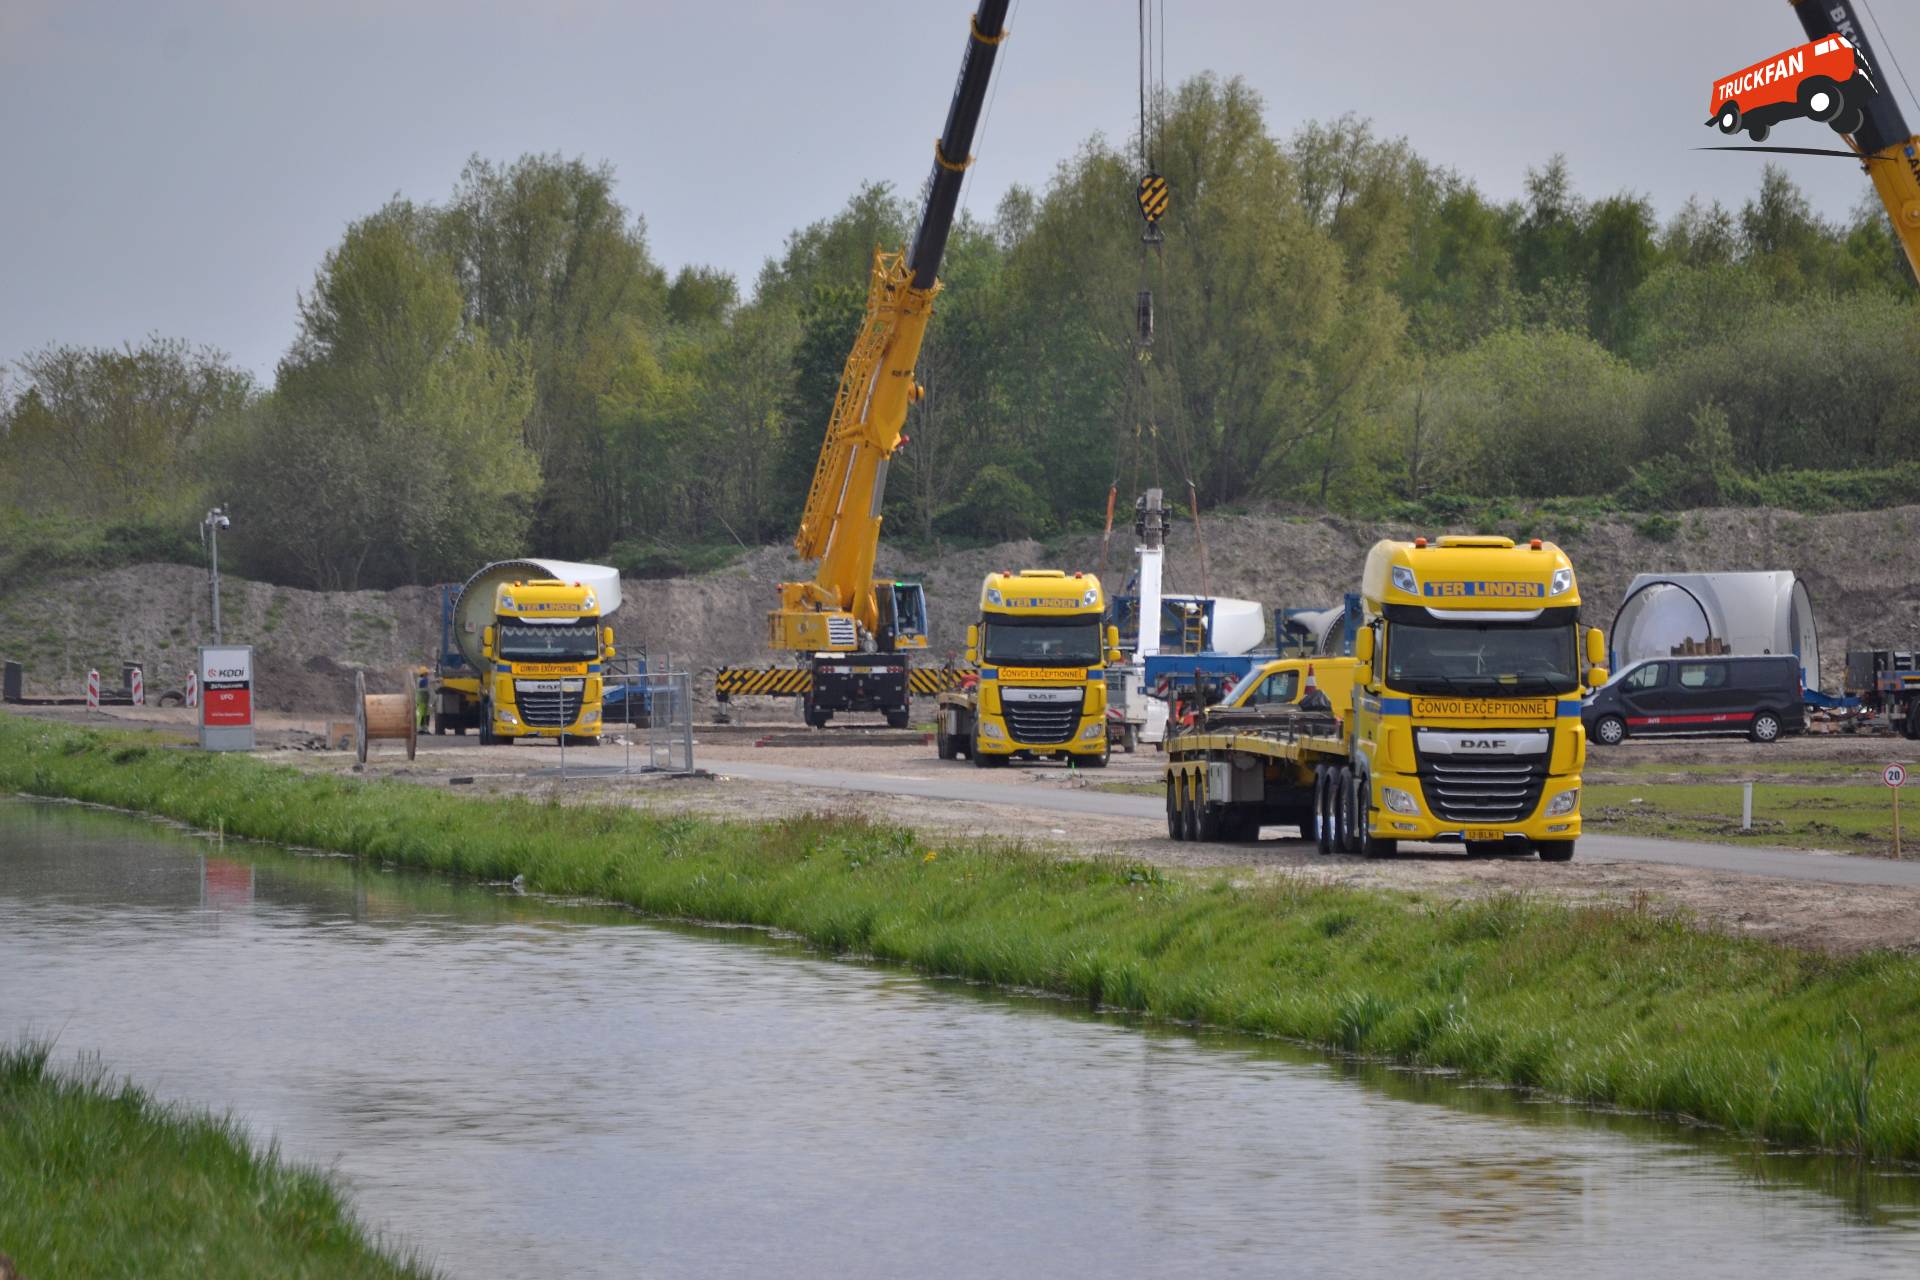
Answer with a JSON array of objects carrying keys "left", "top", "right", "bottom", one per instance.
[
  {"left": 885, "top": 707, "right": 910, "bottom": 729},
  {"left": 1181, "top": 781, "right": 1202, "bottom": 842},
  {"left": 1166, "top": 773, "right": 1184, "bottom": 840},
  {"left": 936, "top": 720, "right": 954, "bottom": 759},
  {"left": 1330, "top": 767, "right": 1351, "bottom": 853},
  {"left": 1122, "top": 725, "right": 1138, "bottom": 754},
  {"left": 1343, "top": 769, "right": 1365, "bottom": 855}
]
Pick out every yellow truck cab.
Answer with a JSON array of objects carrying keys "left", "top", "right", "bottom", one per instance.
[
  {"left": 1213, "top": 657, "right": 1360, "bottom": 718},
  {"left": 1345, "top": 535, "right": 1607, "bottom": 859},
  {"left": 936, "top": 570, "right": 1121, "bottom": 767},
  {"left": 475, "top": 578, "right": 614, "bottom": 746}
]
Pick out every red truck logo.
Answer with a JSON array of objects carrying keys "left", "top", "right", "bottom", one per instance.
[{"left": 1708, "top": 34, "right": 1877, "bottom": 142}]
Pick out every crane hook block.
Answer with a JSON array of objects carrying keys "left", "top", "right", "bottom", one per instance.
[{"left": 1137, "top": 172, "right": 1169, "bottom": 226}]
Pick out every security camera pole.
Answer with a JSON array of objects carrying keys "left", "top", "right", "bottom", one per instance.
[{"left": 203, "top": 506, "right": 230, "bottom": 645}]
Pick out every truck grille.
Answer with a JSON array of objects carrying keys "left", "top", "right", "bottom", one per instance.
[
  {"left": 1002, "top": 691, "right": 1083, "bottom": 745},
  {"left": 514, "top": 681, "right": 583, "bottom": 729},
  {"left": 1416, "top": 755, "right": 1548, "bottom": 824}
]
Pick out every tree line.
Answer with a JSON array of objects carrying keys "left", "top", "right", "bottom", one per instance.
[{"left": 3, "top": 74, "right": 1916, "bottom": 590}]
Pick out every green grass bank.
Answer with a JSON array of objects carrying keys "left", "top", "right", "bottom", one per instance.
[
  {"left": 6, "top": 713, "right": 1920, "bottom": 1162},
  {"left": 0, "top": 1041, "right": 431, "bottom": 1279}
]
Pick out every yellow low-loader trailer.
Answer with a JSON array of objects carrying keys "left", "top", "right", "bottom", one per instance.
[
  {"left": 1166, "top": 536, "right": 1611, "bottom": 861},
  {"left": 936, "top": 569, "right": 1122, "bottom": 767}
]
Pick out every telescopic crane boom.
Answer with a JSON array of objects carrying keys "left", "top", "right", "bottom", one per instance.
[
  {"left": 1791, "top": 0, "right": 1920, "bottom": 280},
  {"left": 758, "top": 1, "right": 1011, "bottom": 727}
]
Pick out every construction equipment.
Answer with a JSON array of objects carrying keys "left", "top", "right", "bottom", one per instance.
[
  {"left": 935, "top": 570, "right": 1121, "bottom": 767},
  {"left": 1787, "top": 1, "right": 1920, "bottom": 281},
  {"left": 714, "top": 1, "right": 1010, "bottom": 728},
  {"left": 431, "top": 559, "right": 622, "bottom": 745},
  {"left": 1165, "top": 536, "right": 1605, "bottom": 861},
  {"left": 1846, "top": 649, "right": 1920, "bottom": 737}
]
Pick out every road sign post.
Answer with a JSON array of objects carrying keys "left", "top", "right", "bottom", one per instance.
[
  {"left": 1885, "top": 763, "right": 1907, "bottom": 859},
  {"left": 86, "top": 669, "right": 99, "bottom": 711}
]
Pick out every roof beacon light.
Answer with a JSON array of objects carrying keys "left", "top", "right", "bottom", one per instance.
[
  {"left": 1530, "top": 538, "right": 1543, "bottom": 550},
  {"left": 1413, "top": 537, "right": 1428, "bottom": 549}
]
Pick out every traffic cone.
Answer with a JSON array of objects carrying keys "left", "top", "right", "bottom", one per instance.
[{"left": 1303, "top": 663, "right": 1318, "bottom": 700}]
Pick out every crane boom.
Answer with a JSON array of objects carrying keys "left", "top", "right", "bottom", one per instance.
[
  {"left": 1791, "top": 0, "right": 1920, "bottom": 280},
  {"left": 772, "top": 1, "right": 1011, "bottom": 665}
]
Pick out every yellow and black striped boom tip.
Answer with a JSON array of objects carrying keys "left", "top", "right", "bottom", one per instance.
[
  {"left": 1137, "top": 173, "right": 1169, "bottom": 225},
  {"left": 712, "top": 666, "right": 973, "bottom": 699}
]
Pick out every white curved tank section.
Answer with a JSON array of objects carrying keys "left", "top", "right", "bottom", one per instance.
[
  {"left": 1156, "top": 595, "right": 1264, "bottom": 655},
  {"left": 451, "top": 559, "right": 624, "bottom": 671},
  {"left": 1610, "top": 571, "right": 1819, "bottom": 691}
]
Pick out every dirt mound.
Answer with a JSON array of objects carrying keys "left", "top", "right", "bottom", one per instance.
[{"left": 6, "top": 505, "right": 1918, "bottom": 711}]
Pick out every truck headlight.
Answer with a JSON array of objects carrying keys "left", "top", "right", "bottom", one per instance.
[
  {"left": 1080, "top": 724, "right": 1103, "bottom": 740},
  {"left": 1550, "top": 568, "right": 1573, "bottom": 597},
  {"left": 498, "top": 709, "right": 520, "bottom": 726},
  {"left": 981, "top": 722, "right": 1005, "bottom": 739},
  {"left": 1383, "top": 786, "right": 1419, "bottom": 815},
  {"left": 1391, "top": 565, "right": 1417, "bottom": 594},
  {"left": 580, "top": 709, "right": 600, "bottom": 724},
  {"left": 1547, "top": 789, "right": 1579, "bottom": 817}
]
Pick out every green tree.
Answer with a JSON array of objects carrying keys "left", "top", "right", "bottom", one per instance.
[
  {"left": 220, "top": 202, "right": 536, "bottom": 588},
  {"left": 0, "top": 338, "right": 252, "bottom": 521}
]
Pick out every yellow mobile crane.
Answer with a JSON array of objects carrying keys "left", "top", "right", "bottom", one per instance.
[
  {"left": 714, "top": 0, "right": 1010, "bottom": 728},
  {"left": 1789, "top": 0, "right": 1920, "bottom": 279}
]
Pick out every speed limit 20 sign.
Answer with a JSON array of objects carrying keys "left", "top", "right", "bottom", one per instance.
[{"left": 1886, "top": 763, "right": 1907, "bottom": 789}]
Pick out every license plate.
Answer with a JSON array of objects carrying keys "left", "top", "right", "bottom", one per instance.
[{"left": 1465, "top": 828, "right": 1507, "bottom": 843}]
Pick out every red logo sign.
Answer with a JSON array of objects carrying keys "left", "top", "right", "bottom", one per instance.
[
  {"left": 1707, "top": 34, "right": 1877, "bottom": 143},
  {"left": 202, "top": 685, "right": 252, "bottom": 726}
]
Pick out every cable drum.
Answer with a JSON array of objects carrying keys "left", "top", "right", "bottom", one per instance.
[{"left": 354, "top": 669, "right": 417, "bottom": 764}]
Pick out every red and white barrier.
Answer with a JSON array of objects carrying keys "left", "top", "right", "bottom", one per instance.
[
  {"left": 186, "top": 669, "right": 199, "bottom": 708},
  {"left": 86, "top": 669, "right": 100, "bottom": 710},
  {"left": 130, "top": 667, "right": 144, "bottom": 707}
]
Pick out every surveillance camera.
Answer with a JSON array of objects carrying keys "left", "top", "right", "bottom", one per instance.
[{"left": 215, "top": 514, "right": 231, "bottom": 529}]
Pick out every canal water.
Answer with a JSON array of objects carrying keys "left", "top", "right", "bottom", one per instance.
[{"left": 4, "top": 800, "right": 1920, "bottom": 1278}]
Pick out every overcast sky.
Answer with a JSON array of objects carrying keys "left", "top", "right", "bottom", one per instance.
[{"left": 3, "top": 0, "right": 1916, "bottom": 380}]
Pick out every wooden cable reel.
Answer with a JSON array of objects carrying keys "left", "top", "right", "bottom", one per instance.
[{"left": 354, "top": 669, "right": 417, "bottom": 763}]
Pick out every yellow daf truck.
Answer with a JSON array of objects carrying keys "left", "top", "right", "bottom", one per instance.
[
  {"left": 1165, "top": 536, "right": 1607, "bottom": 861},
  {"left": 936, "top": 570, "right": 1122, "bottom": 768},
  {"left": 431, "top": 559, "right": 621, "bottom": 747}
]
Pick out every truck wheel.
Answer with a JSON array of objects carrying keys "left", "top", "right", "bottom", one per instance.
[
  {"left": 1747, "top": 121, "right": 1771, "bottom": 143},
  {"left": 1902, "top": 702, "right": 1920, "bottom": 741},
  {"left": 1749, "top": 711, "right": 1782, "bottom": 743},
  {"left": 1363, "top": 835, "right": 1398, "bottom": 859},
  {"left": 1081, "top": 744, "right": 1110, "bottom": 769},
  {"left": 1122, "top": 726, "right": 1138, "bottom": 754},
  {"left": 971, "top": 727, "right": 1004, "bottom": 767},
  {"left": 1799, "top": 76, "right": 1844, "bottom": 122},
  {"left": 1314, "top": 767, "right": 1334, "bottom": 854},
  {"left": 478, "top": 704, "right": 494, "bottom": 746},
  {"left": 1330, "top": 767, "right": 1351, "bottom": 853},
  {"left": 1349, "top": 771, "right": 1369, "bottom": 855},
  {"left": 936, "top": 722, "right": 953, "bottom": 759},
  {"left": 1716, "top": 103, "right": 1741, "bottom": 134},
  {"left": 1592, "top": 714, "right": 1626, "bottom": 746},
  {"left": 885, "top": 707, "right": 910, "bottom": 729},
  {"left": 1166, "top": 774, "right": 1184, "bottom": 840},
  {"left": 1182, "top": 786, "right": 1202, "bottom": 842},
  {"left": 1831, "top": 104, "right": 1864, "bottom": 135},
  {"left": 1536, "top": 840, "right": 1576, "bottom": 863}
]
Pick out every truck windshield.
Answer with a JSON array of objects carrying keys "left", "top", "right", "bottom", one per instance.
[
  {"left": 496, "top": 622, "right": 598, "bottom": 663},
  {"left": 982, "top": 617, "right": 1101, "bottom": 667},
  {"left": 1386, "top": 619, "right": 1577, "bottom": 696}
]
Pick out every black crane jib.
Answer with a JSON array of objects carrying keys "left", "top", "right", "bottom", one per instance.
[
  {"left": 1793, "top": 0, "right": 1913, "bottom": 153},
  {"left": 907, "top": 0, "right": 1012, "bottom": 291}
]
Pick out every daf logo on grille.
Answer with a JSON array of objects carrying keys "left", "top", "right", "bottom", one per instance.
[{"left": 1462, "top": 739, "right": 1506, "bottom": 750}]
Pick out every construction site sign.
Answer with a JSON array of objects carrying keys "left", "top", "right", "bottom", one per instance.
[{"left": 198, "top": 644, "right": 255, "bottom": 752}]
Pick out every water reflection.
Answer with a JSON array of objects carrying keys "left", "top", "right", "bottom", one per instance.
[{"left": 3, "top": 800, "right": 1917, "bottom": 1278}]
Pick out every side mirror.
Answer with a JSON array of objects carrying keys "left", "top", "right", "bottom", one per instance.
[
  {"left": 1106, "top": 624, "right": 1122, "bottom": 666},
  {"left": 1587, "top": 667, "right": 1609, "bottom": 689},
  {"left": 603, "top": 626, "right": 615, "bottom": 650},
  {"left": 966, "top": 624, "right": 979, "bottom": 667},
  {"left": 1353, "top": 627, "right": 1375, "bottom": 666},
  {"left": 1585, "top": 626, "right": 1607, "bottom": 667},
  {"left": 481, "top": 625, "right": 495, "bottom": 659}
]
